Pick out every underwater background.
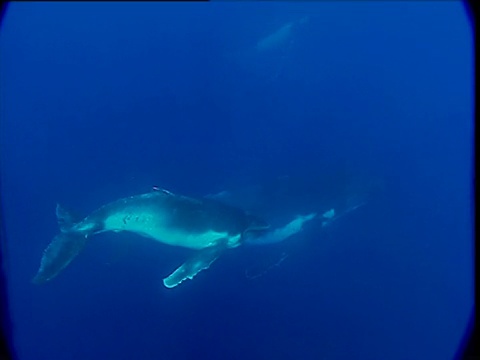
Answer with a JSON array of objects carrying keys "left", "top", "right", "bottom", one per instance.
[{"left": 0, "top": 2, "right": 473, "bottom": 360}]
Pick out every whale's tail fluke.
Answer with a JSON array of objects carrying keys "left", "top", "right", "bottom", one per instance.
[
  {"left": 32, "top": 204, "right": 89, "bottom": 284},
  {"left": 32, "top": 232, "right": 88, "bottom": 284}
]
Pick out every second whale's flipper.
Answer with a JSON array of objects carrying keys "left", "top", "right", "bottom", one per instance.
[
  {"left": 243, "top": 213, "right": 317, "bottom": 246},
  {"left": 163, "top": 242, "right": 227, "bottom": 289}
]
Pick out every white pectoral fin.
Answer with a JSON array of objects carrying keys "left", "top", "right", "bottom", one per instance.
[
  {"left": 163, "top": 244, "right": 226, "bottom": 289},
  {"left": 245, "top": 213, "right": 317, "bottom": 246}
]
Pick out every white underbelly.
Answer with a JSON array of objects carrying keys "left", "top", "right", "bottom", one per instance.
[
  {"left": 103, "top": 211, "right": 240, "bottom": 250},
  {"left": 145, "top": 228, "right": 238, "bottom": 249}
]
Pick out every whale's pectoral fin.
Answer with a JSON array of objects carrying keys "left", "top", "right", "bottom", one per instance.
[{"left": 163, "top": 243, "right": 227, "bottom": 289}]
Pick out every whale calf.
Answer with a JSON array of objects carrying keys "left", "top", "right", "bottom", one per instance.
[{"left": 33, "top": 189, "right": 274, "bottom": 288}]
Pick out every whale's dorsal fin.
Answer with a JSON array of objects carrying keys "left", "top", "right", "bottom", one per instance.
[{"left": 163, "top": 242, "right": 227, "bottom": 288}]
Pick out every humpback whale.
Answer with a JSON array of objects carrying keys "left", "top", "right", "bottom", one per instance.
[
  {"left": 33, "top": 189, "right": 274, "bottom": 288},
  {"left": 255, "top": 16, "right": 310, "bottom": 53}
]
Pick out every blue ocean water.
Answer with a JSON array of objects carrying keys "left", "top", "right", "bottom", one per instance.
[{"left": 0, "top": 2, "right": 473, "bottom": 360}]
